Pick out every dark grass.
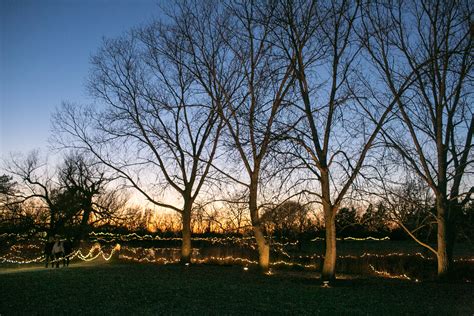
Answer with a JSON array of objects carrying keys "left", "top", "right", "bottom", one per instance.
[{"left": 1, "top": 261, "right": 473, "bottom": 315}]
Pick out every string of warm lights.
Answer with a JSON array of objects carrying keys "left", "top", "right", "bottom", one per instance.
[
  {"left": 0, "top": 243, "right": 121, "bottom": 264},
  {"left": 291, "top": 251, "right": 434, "bottom": 261},
  {"left": 10, "top": 244, "right": 41, "bottom": 250},
  {"left": 360, "top": 252, "right": 431, "bottom": 260},
  {"left": 0, "top": 255, "right": 45, "bottom": 264},
  {"left": 118, "top": 254, "right": 180, "bottom": 264},
  {"left": 0, "top": 246, "right": 469, "bottom": 283},
  {"left": 270, "top": 260, "right": 317, "bottom": 269},
  {"left": 1, "top": 235, "right": 472, "bottom": 284},
  {"left": 310, "top": 236, "right": 391, "bottom": 241},
  {"left": 88, "top": 233, "right": 298, "bottom": 248},
  {"left": 191, "top": 256, "right": 257, "bottom": 266},
  {"left": 368, "top": 264, "right": 418, "bottom": 282},
  {"left": 0, "top": 233, "right": 18, "bottom": 238},
  {"left": 2, "top": 241, "right": 470, "bottom": 266},
  {"left": 3, "top": 232, "right": 391, "bottom": 247}
]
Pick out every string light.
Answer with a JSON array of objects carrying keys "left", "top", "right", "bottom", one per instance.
[
  {"left": 4, "top": 231, "right": 389, "bottom": 246},
  {"left": 1, "top": 239, "right": 468, "bottom": 268},
  {"left": 1, "top": 234, "right": 471, "bottom": 283},
  {"left": 369, "top": 264, "right": 412, "bottom": 281},
  {"left": 310, "top": 236, "right": 391, "bottom": 242},
  {"left": 0, "top": 255, "right": 44, "bottom": 264},
  {"left": 0, "top": 243, "right": 121, "bottom": 265}
]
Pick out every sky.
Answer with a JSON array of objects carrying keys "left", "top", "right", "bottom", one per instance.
[{"left": 0, "top": 0, "right": 161, "bottom": 159}]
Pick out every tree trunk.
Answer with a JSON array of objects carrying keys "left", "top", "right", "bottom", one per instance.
[
  {"left": 321, "top": 170, "right": 337, "bottom": 281},
  {"left": 436, "top": 195, "right": 450, "bottom": 278},
  {"left": 254, "top": 225, "right": 270, "bottom": 272},
  {"left": 321, "top": 206, "right": 337, "bottom": 281},
  {"left": 181, "top": 203, "right": 192, "bottom": 264},
  {"left": 249, "top": 173, "right": 270, "bottom": 272},
  {"left": 73, "top": 207, "right": 92, "bottom": 246}
]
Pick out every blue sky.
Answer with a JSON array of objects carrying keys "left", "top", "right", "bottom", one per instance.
[{"left": 0, "top": 0, "right": 161, "bottom": 159}]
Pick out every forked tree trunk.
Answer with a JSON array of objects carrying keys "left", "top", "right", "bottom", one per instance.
[{"left": 180, "top": 203, "right": 192, "bottom": 264}]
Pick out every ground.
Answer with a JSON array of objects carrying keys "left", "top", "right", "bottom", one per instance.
[{"left": 1, "top": 261, "right": 473, "bottom": 315}]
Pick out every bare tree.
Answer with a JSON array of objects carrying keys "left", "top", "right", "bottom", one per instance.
[
  {"left": 261, "top": 200, "right": 312, "bottom": 239},
  {"left": 4, "top": 151, "right": 60, "bottom": 236},
  {"left": 361, "top": 0, "right": 473, "bottom": 277},
  {"left": 168, "top": 0, "right": 296, "bottom": 271},
  {"left": 0, "top": 174, "right": 15, "bottom": 197},
  {"left": 0, "top": 174, "right": 41, "bottom": 233},
  {"left": 210, "top": 192, "right": 252, "bottom": 235},
  {"left": 57, "top": 152, "right": 122, "bottom": 243},
  {"left": 370, "top": 174, "right": 437, "bottom": 242},
  {"left": 131, "top": 0, "right": 298, "bottom": 270},
  {"left": 191, "top": 191, "right": 254, "bottom": 235},
  {"left": 273, "top": 0, "right": 404, "bottom": 281},
  {"left": 3, "top": 151, "right": 121, "bottom": 239},
  {"left": 53, "top": 18, "right": 223, "bottom": 263}
]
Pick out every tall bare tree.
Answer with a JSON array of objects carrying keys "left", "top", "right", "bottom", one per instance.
[
  {"left": 274, "top": 0, "right": 403, "bottom": 281},
  {"left": 167, "top": 0, "right": 295, "bottom": 271},
  {"left": 361, "top": 0, "right": 473, "bottom": 277},
  {"left": 53, "top": 20, "right": 223, "bottom": 263}
]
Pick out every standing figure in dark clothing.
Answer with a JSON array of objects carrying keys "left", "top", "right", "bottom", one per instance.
[
  {"left": 52, "top": 235, "right": 64, "bottom": 268},
  {"left": 44, "top": 236, "right": 55, "bottom": 268},
  {"left": 62, "top": 239, "right": 73, "bottom": 267}
]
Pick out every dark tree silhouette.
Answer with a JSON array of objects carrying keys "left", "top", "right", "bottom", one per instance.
[
  {"left": 272, "top": 0, "right": 401, "bottom": 281},
  {"left": 56, "top": 153, "right": 121, "bottom": 243},
  {"left": 157, "top": 0, "right": 296, "bottom": 271},
  {"left": 53, "top": 18, "right": 223, "bottom": 263},
  {"left": 361, "top": 0, "right": 473, "bottom": 277}
]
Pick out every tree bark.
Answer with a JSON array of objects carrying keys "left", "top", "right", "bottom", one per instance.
[
  {"left": 249, "top": 174, "right": 270, "bottom": 272},
  {"left": 321, "top": 170, "right": 337, "bottom": 281},
  {"left": 436, "top": 195, "right": 450, "bottom": 278},
  {"left": 322, "top": 208, "right": 337, "bottom": 281},
  {"left": 72, "top": 206, "right": 92, "bottom": 246},
  {"left": 254, "top": 225, "right": 270, "bottom": 272},
  {"left": 181, "top": 202, "right": 192, "bottom": 264}
]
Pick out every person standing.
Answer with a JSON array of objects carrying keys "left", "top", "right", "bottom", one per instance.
[
  {"left": 51, "top": 235, "right": 64, "bottom": 268},
  {"left": 44, "top": 236, "right": 55, "bottom": 268}
]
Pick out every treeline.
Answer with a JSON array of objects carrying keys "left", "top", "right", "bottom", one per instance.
[
  {"left": 1, "top": 0, "right": 472, "bottom": 280},
  {"left": 2, "top": 168, "right": 472, "bottom": 243}
]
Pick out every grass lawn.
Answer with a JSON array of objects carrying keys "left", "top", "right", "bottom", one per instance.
[{"left": 1, "top": 261, "right": 473, "bottom": 315}]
